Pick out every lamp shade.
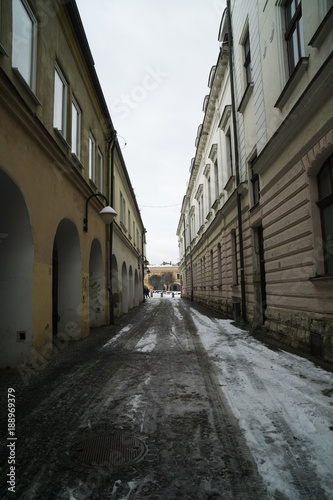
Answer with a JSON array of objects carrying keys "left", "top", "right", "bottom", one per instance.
[{"left": 99, "top": 206, "right": 117, "bottom": 224}]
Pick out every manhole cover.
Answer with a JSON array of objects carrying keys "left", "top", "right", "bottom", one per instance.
[{"left": 70, "top": 433, "right": 147, "bottom": 468}]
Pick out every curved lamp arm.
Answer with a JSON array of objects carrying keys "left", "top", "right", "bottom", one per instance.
[{"left": 83, "top": 192, "right": 117, "bottom": 232}]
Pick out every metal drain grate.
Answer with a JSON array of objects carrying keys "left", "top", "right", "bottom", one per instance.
[{"left": 70, "top": 433, "right": 147, "bottom": 468}]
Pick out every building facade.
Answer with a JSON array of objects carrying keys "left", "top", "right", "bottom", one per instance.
[
  {"left": 0, "top": 0, "right": 145, "bottom": 368},
  {"left": 144, "top": 264, "right": 181, "bottom": 292},
  {"left": 177, "top": 0, "right": 333, "bottom": 363}
]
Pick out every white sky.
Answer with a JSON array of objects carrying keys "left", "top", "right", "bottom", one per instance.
[
  {"left": 101, "top": 296, "right": 333, "bottom": 498},
  {"left": 75, "top": 0, "right": 226, "bottom": 265}
]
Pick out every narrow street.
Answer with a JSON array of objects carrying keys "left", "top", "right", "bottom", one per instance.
[{"left": 1, "top": 297, "right": 333, "bottom": 499}]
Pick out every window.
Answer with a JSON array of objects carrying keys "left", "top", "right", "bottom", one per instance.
[
  {"left": 97, "top": 149, "right": 103, "bottom": 191},
  {"left": 317, "top": 156, "right": 333, "bottom": 274},
  {"left": 120, "top": 192, "right": 125, "bottom": 225},
  {"left": 54, "top": 65, "right": 67, "bottom": 135},
  {"left": 243, "top": 31, "right": 252, "bottom": 84},
  {"left": 214, "top": 160, "right": 219, "bottom": 200},
  {"left": 217, "top": 243, "right": 222, "bottom": 287},
  {"left": 88, "top": 133, "right": 96, "bottom": 181},
  {"left": 285, "top": 0, "right": 305, "bottom": 74},
  {"left": 128, "top": 210, "right": 131, "bottom": 238},
  {"left": 226, "top": 128, "right": 233, "bottom": 179},
  {"left": 12, "top": 0, "right": 37, "bottom": 88},
  {"left": 231, "top": 229, "right": 238, "bottom": 285},
  {"left": 210, "top": 249, "right": 214, "bottom": 287},
  {"left": 207, "top": 176, "right": 212, "bottom": 210},
  {"left": 71, "top": 98, "right": 81, "bottom": 158},
  {"left": 251, "top": 170, "right": 260, "bottom": 206}
]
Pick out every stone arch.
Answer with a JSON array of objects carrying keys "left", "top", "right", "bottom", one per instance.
[
  {"left": 134, "top": 269, "right": 140, "bottom": 306},
  {"left": 52, "top": 219, "right": 81, "bottom": 340},
  {"left": 0, "top": 168, "right": 34, "bottom": 367},
  {"left": 122, "top": 262, "right": 128, "bottom": 314},
  {"left": 129, "top": 265, "right": 134, "bottom": 309},
  {"left": 112, "top": 254, "right": 119, "bottom": 318}
]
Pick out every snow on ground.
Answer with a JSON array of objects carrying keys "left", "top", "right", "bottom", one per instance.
[
  {"left": 186, "top": 305, "right": 333, "bottom": 499},
  {"left": 99, "top": 296, "right": 333, "bottom": 497}
]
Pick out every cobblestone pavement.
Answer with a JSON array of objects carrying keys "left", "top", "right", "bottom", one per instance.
[{"left": 0, "top": 297, "right": 323, "bottom": 499}]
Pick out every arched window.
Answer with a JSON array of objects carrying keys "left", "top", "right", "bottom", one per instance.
[{"left": 317, "top": 155, "right": 333, "bottom": 274}]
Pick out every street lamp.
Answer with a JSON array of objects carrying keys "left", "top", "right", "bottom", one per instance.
[{"left": 83, "top": 193, "right": 117, "bottom": 232}]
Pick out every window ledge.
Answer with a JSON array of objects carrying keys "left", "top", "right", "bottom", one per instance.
[
  {"left": 12, "top": 67, "right": 42, "bottom": 106},
  {"left": 308, "top": 6, "right": 333, "bottom": 48},
  {"left": 224, "top": 175, "right": 235, "bottom": 191},
  {"left": 0, "top": 43, "right": 9, "bottom": 57},
  {"left": 249, "top": 201, "right": 260, "bottom": 213},
  {"left": 71, "top": 153, "right": 83, "bottom": 169},
  {"left": 274, "top": 57, "right": 309, "bottom": 109},
  {"left": 206, "top": 211, "right": 213, "bottom": 221},
  {"left": 237, "top": 82, "right": 254, "bottom": 113},
  {"left": 309, "top": 275, "right": 333, "bottom": 282},
  {"left": 54, "top": 127, "right": 70, "bottom": 150}
]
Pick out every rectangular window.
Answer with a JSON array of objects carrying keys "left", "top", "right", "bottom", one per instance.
[
  {"left": 54, "top": 65, "right": 67, "bottom": 135},
  {"left": 210, "top": 250, "right": 214, "bottom": 287},
  {"left": 214, "top": 160, "right": 219, "bottom": 200},
  {"left": 97, "top": 149, "right": 103, "bottom": 191},
  {"left": 231, "top": 229, "right": 238, "bottom": 285},
  {"left": 128, "top": 210, "right": 131, "bottom": 238},
  {"left": 226, "top": 128, "right": 233, "bottom": 178},
  {"left": 217, "top": 243, "right": 222, "bottom": 287},
  {"left": 251, "top": 167, "right": 260, "bottom": 206},
  {"left": 244, "top": 32, "right": 252, "bottom": 84},
  {"left": 317, "top": 156, "right": 333, "bottom": 274},
  {"left": 207, "top": 176, "right": 212, "bottom": 210},
  {"left": 12, "top": 0, "right": 36, "bottom": 88},
  {"left": 88, "top": 133, "right": 96, "bottom": 181},
  {"left": 71, "top": 98, "right": 81, "bottom": 158},
  {"left": 120, "top": 192, "right": 126, "bottom": 226},
  {"left": 285, "top": 0, "right": 305, "bottom": 74}
]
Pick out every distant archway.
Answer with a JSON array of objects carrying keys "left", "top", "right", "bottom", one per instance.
[{"left": 0, "top": 169, "right": 33, "bottom": 367}]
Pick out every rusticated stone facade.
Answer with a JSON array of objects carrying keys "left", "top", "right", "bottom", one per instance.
[{"left": 177, "top": 2, "right": 333, "bottom": 363}]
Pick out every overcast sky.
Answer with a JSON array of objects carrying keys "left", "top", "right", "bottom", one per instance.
[{"left": 75, "top": 0, "right": 226, "bottom": 265}]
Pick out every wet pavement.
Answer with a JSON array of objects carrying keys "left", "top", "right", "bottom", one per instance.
[{"left": 0, "top": 297, "right": 332, "bottom": 499}]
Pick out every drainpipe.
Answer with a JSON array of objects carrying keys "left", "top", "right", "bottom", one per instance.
[
  {"left": 107, "top": 129, "right": 117, "bottom": 324},
  {"left": 227, "top": 0, "right": 247, "bottom": 322}
]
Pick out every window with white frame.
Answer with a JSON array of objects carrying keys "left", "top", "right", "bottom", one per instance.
[
  {"left": 12, "top": 0, "right": 37, "bottom": 89},
  {"left": 120, "top": 191, "right": 126, "bottom": 226},
  {"left": 284, "top": 0, "right": 305, "bottom": 74},
  {"left": 128, "top": 210, "right": 131, "bottom": 238},
  {"left": 97, "top": 149, "right": 103, "bottom": 191},
  {"left": 71, "top": 98, "right": 81, "bottom": 159},
  {"left": 88, "top": 133, "right": 96, "bottom": 181},
  {"left": 54, "top": 65, "right": 68, "bottom": 135}
]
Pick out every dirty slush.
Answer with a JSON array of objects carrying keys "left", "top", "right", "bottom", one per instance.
[{"left": 1, "top": 297, "right": 328, "bottom": 499}]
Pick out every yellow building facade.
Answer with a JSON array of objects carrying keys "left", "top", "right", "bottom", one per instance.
[{"left": 0, "top": 0, "right": 145, "bottom": 368}]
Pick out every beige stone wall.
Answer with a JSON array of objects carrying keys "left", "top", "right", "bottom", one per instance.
[{"left": 0, "top": 0, "right": 144, "bottom": 367}]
